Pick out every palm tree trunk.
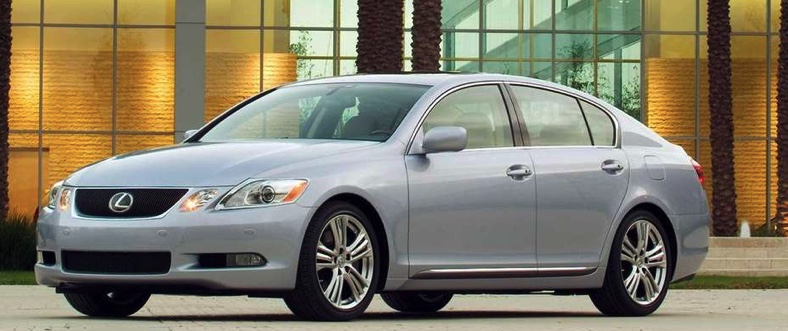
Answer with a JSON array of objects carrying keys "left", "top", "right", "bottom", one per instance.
[
  {"left": 775, "top": 0, "right": 788, "bottom": 236},
  {"left": 707, "top": 0, "right": 738, "bottom": 236},
  {"left": 356, "top": 0, "right": 403, "bottom": 73},
  {"left": 411, "top": 0, "right": 442, "bottom": 71},
  {"left": 0, "top": 0, "right": 12, "bottom": 221}
]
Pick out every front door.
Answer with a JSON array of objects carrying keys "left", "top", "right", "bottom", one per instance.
[{"left": 406, "top": 85, "right": 537, "bottom": 276}]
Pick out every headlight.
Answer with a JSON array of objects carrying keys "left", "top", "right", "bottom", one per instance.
[
  {"left": 46, "top": 181, "right": 63, "bottom": 209},
  {"left": 216, "top": 179, "right": 308, "bottom": 210}
]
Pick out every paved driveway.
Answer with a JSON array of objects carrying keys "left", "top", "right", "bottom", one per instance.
[{"left": 1, "top": 286, "right": 786, "bottom": 330}]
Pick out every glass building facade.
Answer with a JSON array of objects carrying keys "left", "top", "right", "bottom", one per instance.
[{"left": 6, "top": 0, "right": 781, "bottom": 228}]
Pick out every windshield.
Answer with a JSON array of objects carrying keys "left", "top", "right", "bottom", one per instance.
[{"left": 199, "top": 83, "right": 431, "bottom": 142}]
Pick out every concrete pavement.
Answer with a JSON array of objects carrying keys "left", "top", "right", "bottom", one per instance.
[{"left": 1, "top": 286, "right": 786, "bottom": 330}]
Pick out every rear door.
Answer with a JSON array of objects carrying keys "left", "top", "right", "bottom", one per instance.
[{"left": 507, "top": 84, "right": 629, "bottom": 269}]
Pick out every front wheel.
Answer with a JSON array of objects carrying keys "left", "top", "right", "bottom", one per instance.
[
  {"left": 284, "top": 202, "right": 380, "bottom": 321},
  {"left": 381, "top": 292, "right": 453, "bottom": 313},
  {"left": 590, "top": 210, "right": 672, "bottom": 316},
  {"left": 63, "top": 291, "right": 150, "bottom": 317}
]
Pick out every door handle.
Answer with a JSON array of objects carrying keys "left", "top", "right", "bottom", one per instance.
[
  {"left": 506, "top": 165, "right": 533, "bottom": 180},
  {"left": 601, "top": 161, "right": 624, "bottom": 172}
]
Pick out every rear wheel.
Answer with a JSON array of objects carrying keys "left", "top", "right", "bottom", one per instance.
[
  {"left": 284, "top": 202, "right": 380, "bottom": 321},
  {"left": 63, "top": 291, "right": 150, "bottom": 317},
  {"left": 381, "top": 292, "right": 453, "bottom": 313},
  {"left": 590, "top": 210, "right": 672, "bottom": 316}
]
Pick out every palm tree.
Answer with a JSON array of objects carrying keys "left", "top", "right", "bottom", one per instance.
[
  {"left": 775, "top": 0, "right": 788, "bottom": 236},
  {"left": 0, "top": 0, "right": 11, "bottom": 222},
  {"left": 356, "top": 0, "right": 403, "bottom": 73},
  {"left": 411, "top": 0, "right": 442, "bottom": 71},
  {"left": 707, "top": 0, "right": 738, "bottom": 236}
]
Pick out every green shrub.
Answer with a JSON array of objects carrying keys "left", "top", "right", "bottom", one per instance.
[{"left": 0, "top": 213, "right": 37, "bottom": 271}]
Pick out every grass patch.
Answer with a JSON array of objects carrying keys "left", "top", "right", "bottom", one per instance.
[
  {"left": 0, "top": 271, "right": 36, "bottom": 285},
  {"left": 670, "top": 276, "right": 788, "bottom": 290}
]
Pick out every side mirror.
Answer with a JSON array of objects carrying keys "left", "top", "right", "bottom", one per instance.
[
  {"left": 183, "top": 129, "right": 199, "bottom": 141},
  {"left": 422, "top": 126, "right": 467, "bottom": 153}
]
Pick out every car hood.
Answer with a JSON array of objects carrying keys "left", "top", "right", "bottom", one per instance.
[{"left": 66, "top": 140, "right": 378, "bottom": 187}]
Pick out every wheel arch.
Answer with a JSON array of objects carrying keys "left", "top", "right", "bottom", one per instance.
[{"left": 320, "top": 193, "right": 390, "bottom": 291}]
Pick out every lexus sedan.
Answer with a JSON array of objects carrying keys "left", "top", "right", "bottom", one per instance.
[{"left": 36, "top": 73, "right": 709, "bottom": 321}]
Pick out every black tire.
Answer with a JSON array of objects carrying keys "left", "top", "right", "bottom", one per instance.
[
  {"left": 381, "top": 292, "right": 453, "bottom": 313},
  {"left": 283, "top": 201, "right": 381, "bottom": 321},
  {"left": 590, "top": 210, "right": 673, "bottom": 316},
  {"left": 63, "top": 291, "right": 150, "bottom": 317}
]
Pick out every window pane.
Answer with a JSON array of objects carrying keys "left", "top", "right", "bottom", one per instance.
[
  {"left": 523, "top": 33, "right": 552, "bottom": 60},
  {"left": 443, "top": 0, "right": 480, "bottom": 29},
  {"left": 524, "top": 0, "right": 553, "bottom": 30},
  {"left": 45, "top": 0, "right": 113, "bottom": 24},
  {"left": 555, "top": 61, "right": 594, "bottom": 94},
  {"left": 117, "top": 29, "right": 175, "bottom": 132},
  {"left": 555, "top": 0, "right": 593, "bottom": 31},
  {"left": 423, "top": 85, "right": 513, "bottom": 149},
  {"left": 485, "top": 0, "right": 519, "bottom": 30},
  {"left": 484, "top": 33, "right": 519, "bottom": 59},
  {"left": 340, "top": 60, "right": 357, "bottom": 75},
  {"left": 11, "top": 0, "right": 40, "bottom": 23},
  {"left": 597, "top": 0, "right": 641, "bottom": 31},
  {"left": 340, "top": 31, "right": 358, "bottom": 57},
  {"left": 295, "top": 59, "right": 333, "bottom": 80},
  {"left": 288, "top": 0, "right": 334, "bottom": 28},
  {"left": 9, "top": 27, "right": 39, "bottom": 131},
  {"left": 556, "top": 34, "right": 594, "bottom": 60},
  {"left": 289, "top": 30, "right": 334, "bottom": 57},
  {"left": 445, "top": 60, "right": 479, "bottom": 72},
  {"left": 119, "top": 0, "right": 175, "bottom": 25},
  {"left": 483, "top": 61, "right": 520, "bottom": 75},
  {"left": 207, "top": 0, "right": 261, "bottom": 26},
  {"left": 511, "top": 86, "right": 591, "bottom": 146},
  {"left": 341, "top": 0, "right": 359, "bottom": 28},
  {"left": 597, "top": 34, "right": 640, "bottom": 60},
  {"left": 580, "top": 100, "right": 615, "bottom": 146},
  {"left": 597, "top": 62, "right": 641, "bottom": 119},
  {"left": 43, "top": 28, "right": 113, "bottom": 131},
  {"left": 206, "top": 30, "right": 261, "bottom": 122},
  {"left": 528, "top": 61, "right": 553, "bottom": 81},
  {"left": 644, "top": 0, "right": 696, "bottom": 32},
  {"left": 443, "top": 32, "right": 479, "bottom": 58}
]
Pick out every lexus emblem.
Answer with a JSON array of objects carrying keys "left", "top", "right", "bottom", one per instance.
[{"left": 108, "top": 192, "right": 134, "bottom": 213}]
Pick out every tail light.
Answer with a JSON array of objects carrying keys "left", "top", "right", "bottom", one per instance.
[{"left": 691, "top": 158, "right": 704, "bottom": 185}]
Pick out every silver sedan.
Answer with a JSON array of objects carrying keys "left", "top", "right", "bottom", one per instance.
[{"left": 35, "top": 73, "right": 709, "bottom": 321}]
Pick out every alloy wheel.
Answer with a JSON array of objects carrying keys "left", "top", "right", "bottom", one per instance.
[
  {"left": 619, "top": 219, "right": 668, "bottom": 305},
  {"left": 316, "top": 214, "right": 375, "bottom": 309}
]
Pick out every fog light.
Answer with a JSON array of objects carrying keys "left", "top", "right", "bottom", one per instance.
[
  {"left": 37, "top": 251, "right": 56, "bottom": 266},
  {"left": 227, "top": 253, "right": 266, "bottom": 267}
]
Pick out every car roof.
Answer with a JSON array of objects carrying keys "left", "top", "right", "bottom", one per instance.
[{"left": 285, "top": 72, "right": 547, "bottom": 88}]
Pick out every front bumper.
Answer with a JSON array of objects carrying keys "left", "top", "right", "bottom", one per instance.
[{"left": 35, "top": 192, "right": 314, "bottom": 292}]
